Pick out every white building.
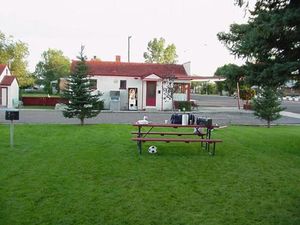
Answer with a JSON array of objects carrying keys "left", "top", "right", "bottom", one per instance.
[
  {"left": 71, "top": 57, "right": 192, "bottom": 111},
  {"left": 0, "top": 64, "right": 19, "bottom": 108}
]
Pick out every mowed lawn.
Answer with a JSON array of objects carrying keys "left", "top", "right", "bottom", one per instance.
[{"left": 0, "top": 124, "right": 299, "bottom": 225}]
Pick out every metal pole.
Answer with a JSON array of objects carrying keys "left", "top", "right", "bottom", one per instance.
[
  {"left": 10, "top": 120, "right": 14, "bottom": 147},
  {"left": 128, "top": 36, "right": 132, "bottom": 62},
  {"left": 237, "top": 81, "right": 241, "bottom": 110}
]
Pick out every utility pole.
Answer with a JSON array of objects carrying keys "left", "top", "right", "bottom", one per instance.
[
  {"left": 237, "top": 81, "right": 241, "bottom": 110},
  {"left": 128, "top": 36, "right": 132, "bottom": 62},
  {"left": 237, "top": 76, "right": 243, "bottom": 110}
]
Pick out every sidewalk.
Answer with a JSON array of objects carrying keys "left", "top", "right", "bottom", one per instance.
[{"left": 280, "top": 111, "right": 300, "bottom": 119}]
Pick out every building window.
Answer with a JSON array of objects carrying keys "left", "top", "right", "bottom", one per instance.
[
  {"left": 120, "top": 80, "right": 127, "bottom": 89},
  {"left": 90, "top": 79, "right": 97, "bottom": 90},
  {"left": 174, "top": 83, "right": 188, "bottom": 93}
]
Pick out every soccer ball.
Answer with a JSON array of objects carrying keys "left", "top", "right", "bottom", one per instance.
[{"left": 148, "top": 145, "right": 157, "bottom": 154}]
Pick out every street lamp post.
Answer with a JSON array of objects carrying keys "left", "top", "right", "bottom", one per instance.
[{"left": 128, "top": 36, "right": 132, "bottom": 62}]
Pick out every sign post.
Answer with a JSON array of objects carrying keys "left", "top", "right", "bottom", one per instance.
[
  {"left": 10, "top": 120, "right": 14, "bottom": 147},
  {"left": 5, "top": 110, "right": 19, "bottom": 147}
]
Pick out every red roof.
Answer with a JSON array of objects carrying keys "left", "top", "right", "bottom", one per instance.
[
  {"left": 0, "top": 75, "right": 16, "bottom": 86},
  {"left": 71, "top": 61, "right": 189, "bottom": 79},
  {"left": 0, "top": 64, "right": 7, "bottom": 75}
]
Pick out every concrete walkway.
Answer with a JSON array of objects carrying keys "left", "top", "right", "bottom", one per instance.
[{"left": 280, "top": 111, "right": 300, "bottom": 119}]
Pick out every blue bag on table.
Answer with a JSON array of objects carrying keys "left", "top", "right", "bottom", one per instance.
[
  {"left": 170, "top": 114, "right": 182, "bottom": 124},
  {"left": 196, "top": 117, "right": 212, "bottom": 127}
]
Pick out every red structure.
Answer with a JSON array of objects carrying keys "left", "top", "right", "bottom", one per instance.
[{"left": 22, "top": 97, "right": 68, "bottom": 106}]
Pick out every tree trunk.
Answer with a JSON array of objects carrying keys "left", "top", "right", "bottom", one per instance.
[
  {"left": 267, "top": 120, "right": 270, "bottom": 128},
  {"left": 80, "top": 118, "right": 84, "bottom": 126}
]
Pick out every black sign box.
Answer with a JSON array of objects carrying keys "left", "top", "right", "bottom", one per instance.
[{"left": 5, "top": 110, "right": 19, "bottom": 120}]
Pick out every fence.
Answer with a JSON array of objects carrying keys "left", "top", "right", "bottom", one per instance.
[{"left": 22, "top": 97, "right": 68, "bottom": 106}]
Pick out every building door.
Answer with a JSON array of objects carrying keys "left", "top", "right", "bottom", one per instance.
[
  {"left": 1, "top": 87, "right": 8, "bottom": 106},
  {"left": 146, "top": 81, "right": 156, "bottom": 106}
]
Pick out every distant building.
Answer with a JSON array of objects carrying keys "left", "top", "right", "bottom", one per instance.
[
  {"left": 71, "top": 56, "right": 192, "bottom": 111},
  {"left": 0, "top": 64, "right": 19, "bottom": 108}
]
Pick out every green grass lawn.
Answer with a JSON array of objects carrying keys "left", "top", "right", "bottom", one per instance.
[{"left": 0, "top": 125, "right": 299, "bottom": 225}]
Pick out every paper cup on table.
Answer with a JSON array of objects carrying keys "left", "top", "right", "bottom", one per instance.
[
  {"left": 164, "top": 120, "right": 168, "bottom": 124},
  {"left": 182, "top": 114, "right": 189, "bottom": 125}
]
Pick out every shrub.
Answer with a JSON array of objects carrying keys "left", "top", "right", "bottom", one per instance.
[
  {"left": 253, "top": 87, "right": 284, "bottom": 128},
  {"left": 174, "top": 101, "right": 192, "bottom": 111},
  {"left": 240, "top": 87, "right": 255, "bottom": 104}
]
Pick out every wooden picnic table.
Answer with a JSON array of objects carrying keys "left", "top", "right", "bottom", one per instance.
[{"left": 131, "top": 123, "right": 222, "bottom": 155}]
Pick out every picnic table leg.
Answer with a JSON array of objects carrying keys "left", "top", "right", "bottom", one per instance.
[
  {"left": 204, "top": 128, "right": 210, "bottom": 151},
  {"left": 212, "top": 142, "right": 216, "bottom": 156},
  {"left": 207, "top": 142, "right": 210, "bottom": 154},
  {"left": 138, "top": 141, "right": 142, "bottom": 154},
  {"left": 137, "top": 125, "right": 142, "bottom": 154},
  {"left": 207, "top": 142, "right": 216, "bottom": 156}
]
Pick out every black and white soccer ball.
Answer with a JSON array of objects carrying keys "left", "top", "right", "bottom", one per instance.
[{"left": 148, "top": 145, "right": 157, "bottom": 154}]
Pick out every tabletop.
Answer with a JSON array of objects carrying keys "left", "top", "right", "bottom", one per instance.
[{"left": 132, "top": 123, "right": 218, "bottom": 129}]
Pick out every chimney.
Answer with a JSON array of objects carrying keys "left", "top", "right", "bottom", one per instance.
[{"left": 115, "top": 55, "right": 121, "bottom": 62}]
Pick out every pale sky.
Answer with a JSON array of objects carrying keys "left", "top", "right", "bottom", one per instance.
[{"left": 0, "top": 0, "right": 254, "bottom": 75}]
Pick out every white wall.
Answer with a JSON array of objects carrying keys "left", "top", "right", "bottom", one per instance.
[
  {"left": 0, "top": 65, "right": 10, "bottom": 82},
  {"left": 92, "top": 75, "right": 142, "bottom": 110},
  {"left": 183, "top": 62, "right": 191, "bottom": 76},
  {"left": 91, "top": 75, "right": 190, "bottom": 111},
  {"left": 9, "top": 79, "right": 19, "bottom": 108}
]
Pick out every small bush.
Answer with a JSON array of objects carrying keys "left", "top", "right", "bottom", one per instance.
[
  {"left": 239, "top": 87, "right": 255, "bottom": 102},
  {"left": 174, "top": 101, "right": 192, "bottom": 111}
]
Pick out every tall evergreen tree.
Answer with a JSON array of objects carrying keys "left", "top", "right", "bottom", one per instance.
[
  {"left": 217, "top": 0, "right": 300, "bottom": 87},
  {"left": 253, "top": 87, "right": 284, "bottom": 128},
  {"left": 62, "top": 46, "right": 102, "bottom": 125}
]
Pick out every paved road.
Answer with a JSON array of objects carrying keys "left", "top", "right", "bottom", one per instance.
[
  {"left": 0, "top": 95, "right": 299, "bottom": 125},
  {"left": 0, "top": 108, "right": 299, "bottom": 126},
  {"left": 191, "top": 94, "right": 300, "bottom": 114}
]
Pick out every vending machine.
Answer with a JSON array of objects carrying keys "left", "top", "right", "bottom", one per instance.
[{"left": 128, "top": 88, "right": 138, "bottom": 110}]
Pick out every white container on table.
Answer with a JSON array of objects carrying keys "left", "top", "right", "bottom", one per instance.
[{"left": 182, "top": 114, "right": 189, "bottom": 125}]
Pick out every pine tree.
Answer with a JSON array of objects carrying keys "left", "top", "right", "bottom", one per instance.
[
  {"left": 62, "top": 46, "right": 102, "bottom": 125},
  {"left": 253, "top": 87, "right": 284, "bottom": 128},
  {"left": 217, "top": 0, "right": 300, "bottom": 87}
]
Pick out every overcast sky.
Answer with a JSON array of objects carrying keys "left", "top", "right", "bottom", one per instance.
[{"left": 0, "top": 0, "right": 254, "bottom": 75}]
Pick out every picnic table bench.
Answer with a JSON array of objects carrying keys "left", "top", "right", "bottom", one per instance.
[{"left": 131, "top": 123, "right": 222, "bottom": 156}]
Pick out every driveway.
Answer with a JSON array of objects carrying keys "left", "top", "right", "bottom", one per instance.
[{"left": 191, "top": 94, "right": 300, "bottom": 114}]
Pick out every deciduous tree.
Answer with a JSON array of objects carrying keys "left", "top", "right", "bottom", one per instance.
[
  {"left": 0, "top": 30, "right": 34, "bottom": 87},
  {"left": 35, "top": 49, "right": 70, "bottom": 93},
  {"left": 215, "top": 64, "right": 245, "bottom": 95},
  {"left": 144, "top": 38, "right": 178, "bottom": 64}
]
